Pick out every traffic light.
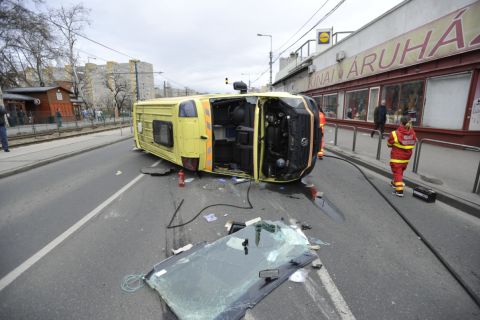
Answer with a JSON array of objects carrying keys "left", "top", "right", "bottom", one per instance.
[{"left": 225, "top": 77, "right": 228, "bottom": 85}]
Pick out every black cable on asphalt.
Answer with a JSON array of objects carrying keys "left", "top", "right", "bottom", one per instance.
[
  {"left": 167, "top": 180, "right": 253, "bottom": 229},
  {"left": 324, "top": 154, "right": 480, "bottom": 308}
]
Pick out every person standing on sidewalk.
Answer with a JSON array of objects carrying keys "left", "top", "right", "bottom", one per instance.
[
  {"left": 55, "top": 108, "right": 62, "bottom": 128},
  {"left": 0, "top": 105, "right": 9, "bottom": 152},
  {"left": 371, "top": 99, "right": 387, "bottom": 138},
  {"left": 317, "top": 107, "right": 326, "bottom": 159},
  {"left": 387, "top": 116, "right": 416, "bottom": 197}
]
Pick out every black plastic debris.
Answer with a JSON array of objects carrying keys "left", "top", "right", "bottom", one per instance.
[
  {"left": 242, "top": 238, "right": 249, "bottom": 255},
  {"left": 225, "top": 221, "right": 246, "bottom": 234},
  {"left": 301, "top": 223, "right": 312, "bottom": 230}
]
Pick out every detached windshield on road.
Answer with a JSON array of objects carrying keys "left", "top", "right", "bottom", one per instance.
[{"left": 145, "top": 221, "right": 315, "bottom": 320}]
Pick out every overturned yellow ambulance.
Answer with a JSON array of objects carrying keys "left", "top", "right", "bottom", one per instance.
[{"left": 133, "top": 88, "right": 320, "bottom": 182}]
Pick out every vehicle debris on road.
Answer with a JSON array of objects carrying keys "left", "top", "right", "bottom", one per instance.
[
  {"left": 289, "top": 268, "right": 309, "bottom": 283},
  {"left": 171, "top": 243, "right": 194, "bottom": 255},
  {"left": 309, "top": 237, "right": 331, "bottom": 246},
  {"left": 225, "top": 221, "right": 247, "bottom": 234},
  {"left": 203, "top": 213, "right": 217, "bottom": 222},
  {"left": 144, "top": 221, "right": 316, "bottom": 320}
]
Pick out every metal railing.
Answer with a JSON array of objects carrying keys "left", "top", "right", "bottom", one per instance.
[
  {"left": 412, "top": 138, "right": 480, "bottom": 193},
  {"left": 325, "top": 124, "right": 480, "bottom": 193},
  {"left": 294, "top": 40, "right": 316, "bottom": 60},
  {"left": 327, "top": 123, "right": 383, "bottom": 160},
  {"left": 7, "top": 116, "right": 132, "bottom": 140}
]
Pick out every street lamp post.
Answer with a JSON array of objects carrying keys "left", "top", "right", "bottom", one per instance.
[{"left": 257, "top": 33, "right": 273, "bottom": 91}]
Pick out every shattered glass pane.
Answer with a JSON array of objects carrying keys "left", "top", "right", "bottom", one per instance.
[{"left": 145, "top": 221, "right": 315, "bottom": 320}]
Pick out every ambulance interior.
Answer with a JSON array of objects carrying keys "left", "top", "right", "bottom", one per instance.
[
  {"left": 210, "top": 96, "right": 291, "bottom": 178},
  {"left": 211, "top": 97, "right": 256, "bottom": 174}
]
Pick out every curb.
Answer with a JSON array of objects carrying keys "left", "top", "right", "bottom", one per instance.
[
  {"left": 0, "top": 135, "right": 133, "bottom": 180},
  {"left": 325, "top": 146, "right": 480, "bottom": 219},
  {"left": 9, "top": 125, "right": 132, "bottom": 148}
]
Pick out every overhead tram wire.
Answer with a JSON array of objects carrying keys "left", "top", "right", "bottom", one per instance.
[
  {"left": 77, "top": 49, "right": 109, "bottom": 62},
  {"left": 49, "top": 20, "right": 138, "bottom": 60},
  {"left": 106, "top": 72, "right": 164, "bottom": 75},
  {"left": 272, "top": 0, "right": 346, "bottom": 65},
  {"left": 274, "top": 0, "right": 331, "bottom": 53},
  {"left": 49, "top": 20, "right": 195, "bottom": 94},
  {"left": 251, "top": 68, "right": 269, "bottom": 85},
  {"left": 252, "top": 0, "right": 344, "bottom": 86},
  {"left": 159, "top": 74, "right": 199, "bottom": 94}
]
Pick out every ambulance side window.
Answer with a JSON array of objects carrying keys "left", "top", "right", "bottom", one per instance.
[
  {"left": 179, "top": 100, "right": 197, "bottom": 117},
  {"left": 153, "top": 120, "right": 174, "bottom": 147}
]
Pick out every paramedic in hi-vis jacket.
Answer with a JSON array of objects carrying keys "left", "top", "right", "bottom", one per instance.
[
  {"left": 387, "top": 116, "right": 417, "bottom": 197},
  {"left": 317, "top": 107, "right": 326, "bottom": 159}
]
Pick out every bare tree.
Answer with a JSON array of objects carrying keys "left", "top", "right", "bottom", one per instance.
[
  {"left": 98, "top": 93, "right": 115, "bottom": 117},
  {"left": 48, "top": 4, "right": 90, "bottom": 97},
  {"left": 0, "top": 0, "right": 59, "bottom": 88},
  {"left": 104, "top": 73, "right": 131, "bottom": 116},
  {"left": 77, "top": 77, "right": 94, "bottom": 110}
]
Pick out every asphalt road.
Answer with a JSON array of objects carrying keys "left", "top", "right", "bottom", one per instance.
[{"left": 0, "top": 139, "right": 479, "bottom": 320}]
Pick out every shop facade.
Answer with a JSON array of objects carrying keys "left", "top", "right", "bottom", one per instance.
[{"left": 273, "top": 0, "right": 480, "bottom": 146}]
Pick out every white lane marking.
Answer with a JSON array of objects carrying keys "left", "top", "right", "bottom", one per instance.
[
  {"left": 304, "top": 276, "right": 338, "bottom": 319},
  {"left": 311, "top": 257, "right": 356, "bottom": 320},
  {"left": 267, "top": 199, "right": 288, "bottom": 214},
  {"left": 0, "top": 160, "right": 160, "bottom": 292}
]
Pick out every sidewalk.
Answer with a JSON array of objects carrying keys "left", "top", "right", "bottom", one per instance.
[
  {"left": 323, "top": 126, "right": 480, "bottom": 218},
  {"left": 0, "top": 128, "right": 133, "bottom": 179}
]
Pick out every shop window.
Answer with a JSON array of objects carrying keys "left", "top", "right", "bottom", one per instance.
[
  {"left": 423, "top": 73, "right": 471, "bottom": 130},
  {"left": 381, "top": 81, "right": 424, "bottom": 126},
  {"left": 323, "top": 94, "right": 338, "bottom": 119},
  {"left": 382, "top": 84, "right": 400, "bottom": 124},
  {"left": 344, "top": 89, "right": 368, "bottom": 121},
  {"left": 153, "top": 120, "right": 174, "bottom": 147},
  {"left": 399, "top": 81, "right": 424, "bottom": 126},
  {"left": 313, "top": 96, "right": 322, "bottom": 110}
]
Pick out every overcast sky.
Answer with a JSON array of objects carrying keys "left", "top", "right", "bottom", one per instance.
[{"left": 41, "top": 0, "right": 404, "bottom": 93}]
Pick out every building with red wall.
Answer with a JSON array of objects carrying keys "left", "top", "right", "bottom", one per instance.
[{"left": 5, "top": 86, "right": 75, "bottom": 123}]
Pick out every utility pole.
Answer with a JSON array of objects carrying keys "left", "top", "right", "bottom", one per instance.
[
  {"left": 269, "top": 49, "right": 273, "bottom": 91},
  {"left": 133, "top": 60, "right": 140, "bottom": 101},
  {"left": 257, "top": 33, "right": 273, "bottom": 91},
  {"left": 185, "top": 87, "right": 188, "bottom": 96},
  {"left": 163, "top": 81, "right": 167, "bottom": 97}
]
